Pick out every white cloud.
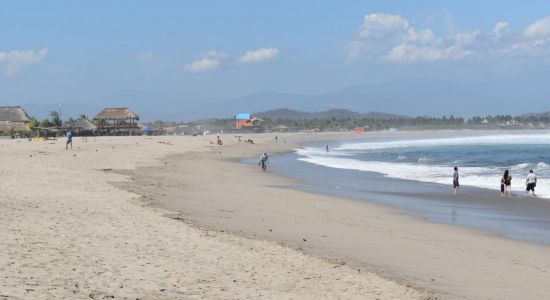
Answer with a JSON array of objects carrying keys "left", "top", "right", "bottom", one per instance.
[
  {"left": 385, "top": 44, "right": 473, "bottom": 63},
  {"left": 185, "top": 50, "right": 227, "bottom": 73},
  {"left": 185, "top": 58, "right": 220, "bottom": 73},
  {"left": 0, "top": 48, "right": 48, "bottom": 76},
  {"left": 348, "top": 13, "right": 550, "bottom": 63},
  {"left": 357, "top": 13, "right": 409, "bottom": 39},
  {"left": 493, "top": 22, "right": 508, "bottom": 41},
  {"left": 137, "top": 51, "right": 159, "bottom": 62},
  {"left": 348, "top": 13, "right": 410, "bottom": 60},
  {"left": 523, "top": 16, "right": 550, "bottom": 39},
  {"left": 238, "top": 47, "right": 279, "bottom": 64},
  {"left": 406, "top": 28, "right": 437, "bottom": 45}
]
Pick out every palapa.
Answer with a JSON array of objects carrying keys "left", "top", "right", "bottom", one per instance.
[{"left": 93, "top": 108, "right": 139, "bottom": 121}]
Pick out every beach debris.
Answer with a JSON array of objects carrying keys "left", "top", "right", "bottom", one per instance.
[
  {"left": 302, "top": 238, "right": 307, "bottom": 242},
  {"left": 268, "top": 229, "right": 272, "bottom": 232},
  {"left": 102, "top": 168, "right": 112, "bottom": 172},
  {"left": 88, "top": 290, "right": 114, "bottom": 299}
]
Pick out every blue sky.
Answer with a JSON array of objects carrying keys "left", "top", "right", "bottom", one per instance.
[{"left": 1, "top": 1, "right": 550, "bottom": 118}]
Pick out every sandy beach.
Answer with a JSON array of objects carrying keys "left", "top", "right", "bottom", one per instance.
[
  {"left": 121, "top": 131, "right": 550, "bottom": 300},
  {"left": 0, "top": 134, "right": 426, "bottom": 299}
]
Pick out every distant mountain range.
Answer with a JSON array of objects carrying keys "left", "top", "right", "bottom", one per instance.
[
  {"left": 10, "top": 78, "right": 550, "bottom": 122},
  {"left": 254, "top": 108, "right": 407, "bottom": 120}
]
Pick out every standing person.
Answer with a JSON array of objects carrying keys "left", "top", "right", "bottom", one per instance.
[
  {"left": 275, "top": 135, "right": 278, "bottom": 143},
  {"left": 258, "top": 152, "right": 269, "bottom": 172},
  {"left": 500, "top": 176, "right": 505, "bottom": 197},
  {"left": 525, "top": 170, "right": 537, "bottom": 196},
  {"left": 453, "top": 166, "right": 459, "bottom": 195},
  {"left": 66, "top": 130, "right": 73, "bottom": 150},
  {"left": 326, "top": 144, "right": 329, "bottom": 153},
  {"left": 503, "top": 170, "right": 512, "bottom": 197}
]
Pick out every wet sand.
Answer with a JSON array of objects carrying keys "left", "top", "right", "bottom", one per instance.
[{"left": 122, "top": 132, "right": 550, "bottom": 300}]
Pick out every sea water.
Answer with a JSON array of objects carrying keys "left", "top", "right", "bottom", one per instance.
[{"left": 296, "top": 133, "right": 550, "bottom": 199}]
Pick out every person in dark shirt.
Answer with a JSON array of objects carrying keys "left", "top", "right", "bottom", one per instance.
[{"left": 453, "top": 166, "right": 459, "bottom": 195}]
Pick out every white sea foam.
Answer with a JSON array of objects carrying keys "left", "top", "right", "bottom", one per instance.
[
  {"left": 296, "top": 134, "right": 550, "bottom": 199},
  {"left": 335, "top": 133, "right": 550, "bottom": 151}
]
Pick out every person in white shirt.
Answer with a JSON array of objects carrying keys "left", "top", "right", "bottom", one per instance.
[{"left": 525, "top": 170, "right": 537, "bottom": 196}]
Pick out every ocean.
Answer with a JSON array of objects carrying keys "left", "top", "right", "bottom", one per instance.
[{"left": 296, "top": 133, "right": 550, "bottom": 199}]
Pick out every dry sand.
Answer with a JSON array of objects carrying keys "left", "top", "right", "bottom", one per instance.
[
  {"left": 122, "top": 131, "right": 550, "bottom": 300},
  {"left": 0, "top": 134, "right": 426, "bottom": 299}
]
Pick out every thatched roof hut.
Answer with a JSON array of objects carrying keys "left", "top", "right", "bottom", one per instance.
[
  {"left": 0, "top": 106, "right": 30, "bottom": 122},
  {"left": 67, "top": 118, "right": 97, "bottom": 131},
  {"left": 93, "top": 108, "right": 140, "bottom": 135},
  {"left": 94, "top": 108, "right": 139, "bottom": 121},
  {"left": 74, "top": 118, "right": 97, "bottom": 130},
  {"left": 0, "top": 121, "right": 29, "bottom": 132},
  {"left": 0, "top": 106, "right": 31, "bottom": 135}
]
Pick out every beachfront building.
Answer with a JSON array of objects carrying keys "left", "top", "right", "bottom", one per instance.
[
  {"left": 235, "top": 113, "right": 262, "bottom": 129},
  {"left": 93, "top": 108, "right": 140, "bottom": 135},
  {"left": 0, "top": 106, "right": 31, "bottom": 137},
  {"left": 65, "top": 118, "right": 97, "bottom": 136}
]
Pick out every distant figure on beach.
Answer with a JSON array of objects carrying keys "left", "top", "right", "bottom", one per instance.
[
  {"left": 326, "top": 144, "right": 329, "bottom": 153},
  {"left": 275, "top": 135, "right": 278, "bottom": 143},
  {"left": 525, "top": 170, "right": 537, "bottom": 196},
  {"left": 500, "top": 176, "right": 505, "bottom": 197},
  {"left": 258, "top": 152, "right": 269, "bottom": 172},
  {"left": 453, "top": 166, "right": 459, "bottom": 195},
  {"left": 66, "top": 130, "right": 73, "bottom": 150},
  {"left": 502, "top": 170, "right": 512, "bottom": 197},
  {"left": 217, "top": 135, "right": 223, "bottom": 145}
]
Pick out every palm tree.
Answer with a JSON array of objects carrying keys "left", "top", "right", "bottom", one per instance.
[{"left": 49, "top": 111, "right": 61, "bottom": 127}]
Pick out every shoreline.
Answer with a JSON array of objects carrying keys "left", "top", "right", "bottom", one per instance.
[
  {"left": 267, "top": 149, "right": 550, "bottom": 246},
  {"left": 120, "top": 131, "right": 550, "bottom": 299}
]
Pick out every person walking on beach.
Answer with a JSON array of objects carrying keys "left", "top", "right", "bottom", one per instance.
[
  {"left": 525, "top": 170, "right": 537, "bottom": 196},
  {"left": 258, "top": 152, "right": 269, "bottom": 172},
  {"left": 326, "top": 144, "right": 329, "bottom": 153},
  {"left": 502, "top": 170, "right": 512, "bottom": 197},
  {"left": 275, "top": 135, "right": 278, "bottom": 143},
  {"left": 453, "top": 166, "right": 459, "bottom": 195},
  {"left": 66, "top": 130, "right": 73, "bottom": 150}
]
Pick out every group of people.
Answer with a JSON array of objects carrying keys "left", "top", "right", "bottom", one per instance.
[{"left": 453, "top": 166, "right": 538, "bottom": 197}]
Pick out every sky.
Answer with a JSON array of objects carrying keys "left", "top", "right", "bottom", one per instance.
[{"left": 1, "top": 1, "right": 550, "bottom": 119}]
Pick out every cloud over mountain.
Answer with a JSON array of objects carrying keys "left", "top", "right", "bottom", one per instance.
[{"left": 348, "top": 13, "right": 550, "bottom": 62}]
